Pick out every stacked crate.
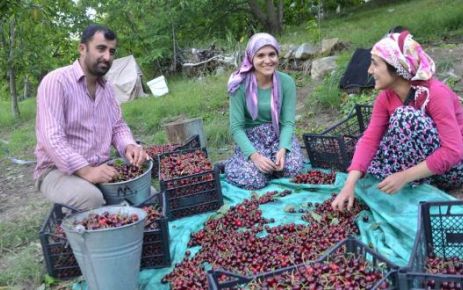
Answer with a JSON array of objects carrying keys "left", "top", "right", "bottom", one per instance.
[{"left": 158, "top": 148, "right": 223, "bottom": 220}]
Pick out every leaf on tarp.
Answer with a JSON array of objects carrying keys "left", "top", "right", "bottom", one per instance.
[
  {"left": 330, "top": 217, "right": 339, "bottom": 225},
  {"left": 369, "top": 222, "right": 381, "bottom": 230},
  {"left": 209, "top": 204, "right": 230, "bottom": 220},
  {"left": 284, "top": 204, "right": 296, "bottom": 213},
  {"left": 294, "top": 186, "right": 303, "bottom": 193},
  {"left": 43, "top": 274, "right": 58, "bottom": 286},
  {"left": 309, "top": 211, "right": 322, "bottom": 222},
  {"left": 251, "top": 191, "right": 259, "bottom": 200}
]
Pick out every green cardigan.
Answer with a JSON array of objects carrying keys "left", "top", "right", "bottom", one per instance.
[{"left": 229, "top": 71, "right": 297, "bottom": 159}]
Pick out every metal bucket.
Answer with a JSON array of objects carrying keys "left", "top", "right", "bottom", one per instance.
[
  {"left": 98, "top": 159, "right": 153, "bottom": 206},
  {"left": 62, "top": 206, "right": 147, "bottom": 290}
]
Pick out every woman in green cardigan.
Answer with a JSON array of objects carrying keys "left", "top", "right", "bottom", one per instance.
[{"left": 225, "top": 33, "right": 304, "bottom": 189}]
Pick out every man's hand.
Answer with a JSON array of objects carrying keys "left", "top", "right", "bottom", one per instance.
[
  {"left": 377, "top": 171, "right": 409, "bottom": 194},
  {"left": 125, "top": 144, "right": 149, "bottom": 167},
  {"left": 331, "top": 184, "right": 355, "bottom": 211},
  {"left": 274, "top": 148, "right": 286, "bottom": 171},
  {"left": 250, "top": 152, "right": 276, "bottom": 174},
  {"left": 76, "top": 164, "right": 118, "bottom": 184}
]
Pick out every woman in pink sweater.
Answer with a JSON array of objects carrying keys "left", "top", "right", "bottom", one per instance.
[{"left": 332, "top": 28, "right": 463, "bottom": 211}]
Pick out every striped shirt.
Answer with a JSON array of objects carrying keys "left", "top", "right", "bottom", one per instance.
[{"left": 34, "top": 60, "right": 136, "bottom": 179}]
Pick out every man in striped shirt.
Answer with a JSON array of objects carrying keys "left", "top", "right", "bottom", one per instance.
[{"left": 34, "top": 24, "right": 148, "bottom": 210}]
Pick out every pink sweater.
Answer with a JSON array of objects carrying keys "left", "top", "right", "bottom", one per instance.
[{"left": 349, "top": 79, "right": 463, "bottom": 175}]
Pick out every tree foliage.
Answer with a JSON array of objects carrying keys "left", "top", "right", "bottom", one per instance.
[
  {"left": 0, "top": 0, "right": 87, "bottom": 116},
  {"left": 0, "top": 0, "right": 366, "bottom": 118}
]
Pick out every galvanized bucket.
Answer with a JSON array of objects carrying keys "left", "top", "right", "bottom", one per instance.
[
  {"left": 62, "top": 206, "right": 146, "bottom": 290},
  {"left": 98, "top": 159, "right": 153, "bottom": 206}
]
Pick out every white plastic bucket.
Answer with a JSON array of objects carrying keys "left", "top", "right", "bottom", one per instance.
[{"left": 147, "top": 75, "right": 169, "bottom": 97}]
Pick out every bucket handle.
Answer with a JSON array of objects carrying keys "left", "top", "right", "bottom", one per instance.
[
  {"left": 58, "top": 203, "right": 83, "bottom": 215},
  {"left": 76, "top": 231, "right": 102, "bottom": 290}
]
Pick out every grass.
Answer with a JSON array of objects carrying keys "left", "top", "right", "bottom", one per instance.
[
  {"left": 0, "top": 246, "right": 44, "bottom": 287},
  {"left": 122, "top": 72, "right": 231, "bottom": 151},
  {"left": 284, "top": 0, "right": 463, "bottom": 110},
  {"left": 0, "top": 202, "right": 49, "bottom": 287},
  {"left": 0, "top": 99, "right": 36, "bottom": 159},
  {"left": 281, "top": 0, "right": 463, "bottom": 47}
]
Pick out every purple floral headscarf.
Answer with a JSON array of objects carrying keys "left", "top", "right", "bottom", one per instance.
[
  {"left": 371, "top": 30, "right": 436, "bottom": 111},
  {"left": 227, "top": 33, "right": 282, "bottom": 135}
]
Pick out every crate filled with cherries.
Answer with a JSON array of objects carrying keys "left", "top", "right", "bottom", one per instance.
[
  {"left": 138, "top": 192, "right": 171, "bottom": 269},
  {"left": 158, "top": 148, "right": 223, "bottom": 220},
  {"left": 292, "top": 169, "right": 336, "bottom": 185},
  {"left": 145, "top": 135, "right": 201, "bottom": 179},
  {"left": 39, "top": 204, "right": 82, "bottom": 279},
  {"left": 207, "top": 237, "right": 398, "bottom": 290}
]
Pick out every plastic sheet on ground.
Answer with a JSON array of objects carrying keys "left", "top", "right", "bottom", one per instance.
[{"left": 73, "top": 169, "right": 455, "bottom": 290}]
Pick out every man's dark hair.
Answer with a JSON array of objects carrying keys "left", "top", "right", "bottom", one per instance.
[
  {"left": 80, "top": 24, "right": 116, "bottom": 44},
  {"left": 389, "top": 25, "right": 407, "bottom": 34}
]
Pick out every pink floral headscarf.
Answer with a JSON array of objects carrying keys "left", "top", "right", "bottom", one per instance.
[
  {"left": 227, "top": 33, "right": 281, "bottom": 135},
  {"left": 371, "top": 30, "right": 436, "bottom": 110}
]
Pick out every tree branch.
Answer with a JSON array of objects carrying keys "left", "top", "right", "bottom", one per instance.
[{"left": 247, "top": 0, "right": 268, "bottom": 25}]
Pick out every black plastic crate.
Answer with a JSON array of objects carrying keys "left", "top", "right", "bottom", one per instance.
[
  {"left": 39, "top": 193, "right": 171, "bottom": 278},
  {"left": 400, "top": 201, "right": 463, "bottom": 290},
  {"left": 39, "top": 204, "right": 81, "bottom": 279},
  {"left": 147, "top": 134, "right": 201, "bottom": 179},
  {"left": 303, "top": 104, "right": 372, "bottom": 171},
  {"left": 207, "top": 237, "right": 399, "bottom": 290},
  {"left": 158, "top": 148, "right": 223, "bottom": 219},
  {"left": 161, "top": 166, "right": 223, "bottom": 220},
  {"left": 355, "top": 104, "right": 373, "bottom": 133},
  {"left": 138, "top": 192, "right": 171, "bottom": 269}
]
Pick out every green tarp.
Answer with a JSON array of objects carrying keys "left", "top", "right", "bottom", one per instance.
[{"left": 73, "top": 170, "right": 455, "bottom": 290}]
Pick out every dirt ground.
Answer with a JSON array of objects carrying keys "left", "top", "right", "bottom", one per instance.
[
  {"left": 0, "top": 160, "right": 50, "bottom": 222},
  {"left": 1, "top": 42, "right": 463, "bottom": 289}
]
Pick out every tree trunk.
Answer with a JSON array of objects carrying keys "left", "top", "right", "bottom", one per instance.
[
  {"left": 23, "top": 74, "right": 30, "bottom": 100},
  {"left": 7, "top": 17, "right": 20, "bottom": 118},
  {"left": 277, "top": 0, "right": 283, "bottom": 31},
  {"left": 170, "top": 22, "right": 177, "bottom": 73},
  {"left": 8, "top": 67, "right": 19, "bottom": 117},
  {"left": 247, "top": 0, "right": 283, "bottom": 35}
]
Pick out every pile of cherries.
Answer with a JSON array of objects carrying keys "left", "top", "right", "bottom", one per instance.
[
  {"left": 292, "top": 170, "right": 336, "bottom": 184},
  {"left": 109, "top": 162, "right": 144, "bottom": 183},
  {"left": 52, "top": 224, "right": 66, "bottom": 241},
  {"left": 425, "top": 255, "right": 463, "bottom": 289},
  {"left": 72, "top": 211, "right": 139, "bottom": 230},
  {"left": 142, "top": 205, "right": 162, "bottom": 230},
  {"left": 145, "top": 144, "right": 180, "bottom": 159},
  {"left": 163, "top": 191, "right": 370, "bottom": 289},
  {"left": 160, "top": 150, "right": 212, "bottom": 180}
]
